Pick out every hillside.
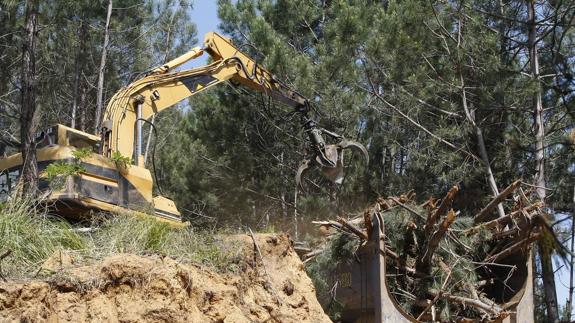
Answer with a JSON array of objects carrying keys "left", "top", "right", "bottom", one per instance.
[{"left": 0, "top": 233, "right": 329, "bottom": 323}]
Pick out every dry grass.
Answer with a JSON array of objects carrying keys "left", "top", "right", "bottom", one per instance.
[{"left": 0, "top": 198, "right": 242, "bottom": 279}]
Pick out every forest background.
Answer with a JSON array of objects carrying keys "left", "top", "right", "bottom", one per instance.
[{"left": 0, "top": 0, "right": 573, "bottom": 321}]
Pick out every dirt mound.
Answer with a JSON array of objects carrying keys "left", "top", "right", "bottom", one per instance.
[{"left": 0, "top": 233, "right": 330, "bottom": 323}]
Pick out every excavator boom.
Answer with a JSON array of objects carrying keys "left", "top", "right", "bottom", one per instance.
[{"left": 101, "top": 32, "right": 307, "bottom": 164}]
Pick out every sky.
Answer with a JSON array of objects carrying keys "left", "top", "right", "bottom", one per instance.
[
  {"left": 187, "top": 1, "right": 574, "bottom": 317},
  {"left": 187, "top": 1, "right": 221, "bottom": 67},
  {"left": 555, "top": 215, "right": 573, "bottom": 317}
]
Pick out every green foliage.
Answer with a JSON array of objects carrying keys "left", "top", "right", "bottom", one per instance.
[
  {"left": 44, "top": 147, "right": 91, "bottom": 189},
  {"left": 45, "top": 162, "right": 84, "bottom": 181},
  {"left": 111, "top": 151, "right": 132, "bottom": 171},
  {"left": 71, "top": 147, "right": 92, "bottom": 160}
]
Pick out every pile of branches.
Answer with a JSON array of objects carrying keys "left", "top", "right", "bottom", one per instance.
[{"left": 305, "top": 180, "right": 554, "bottom": 322}]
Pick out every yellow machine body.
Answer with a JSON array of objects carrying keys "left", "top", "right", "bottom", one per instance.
[{"left": 0, "top": 124, "right": 182, "bottom": 224}]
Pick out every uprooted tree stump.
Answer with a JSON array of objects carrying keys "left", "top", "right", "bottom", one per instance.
[{"left": 305, "top": 181, "right": 545, "bottom": 322}]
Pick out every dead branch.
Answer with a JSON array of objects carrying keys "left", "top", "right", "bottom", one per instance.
[
  {"left": 378, "top": 240, "right": 430, "bottom": 278},
  {"left": 484, "top": 232, "right": 541, "bottom": 263},
  {"left": 416, "top": 209, "right": 457, "bottom": 273},
  {"left": 337, "top": 217, "right": 368, "bottom": 240},
  {"left": 474, "top": 180, "right": 522, "bottom": 223},
  {"left": 465, "top": 202, "right": 542, "bottom": 235},
  {"left": 429, "top": 289, "right": 504, "bottom": 316},
  {"left": 424, "top": 185, "right": 459, "bottom": 237},
  {"left": 390, "top": 197, "right": 426, "bottom": 221},
  {"left": 364, "top": 206, "right": 376, "bottom": 238},
  {"left": 303, "top": 248, "right": 325, "bottom": 261},
  {"left": 416, "top": 261, "right": 454, "bottom": 320},
  {"left": 294, "top": 246, "right": 312, "bottom": 254}
]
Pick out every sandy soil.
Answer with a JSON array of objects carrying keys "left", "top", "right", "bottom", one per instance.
[{"left": 0, "top": 233, "right": 331, "bottom": 323}]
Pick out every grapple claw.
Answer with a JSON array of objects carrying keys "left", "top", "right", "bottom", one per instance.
[
  {"left": 336, "top": 139, "right": 369, "bottom": 166},
  {"left": 295, "top": 110, "right": 368, "bottom": 191},
  {"left": 296, "top": 138, "right": 369, "bottom": 191},
  {"left": 319, "top": 144, "right": 345, "bottom": 184}
]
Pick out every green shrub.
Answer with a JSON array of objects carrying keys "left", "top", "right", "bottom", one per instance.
[{"left": 111, "top": 151, "right": 132, "bottom": 171}]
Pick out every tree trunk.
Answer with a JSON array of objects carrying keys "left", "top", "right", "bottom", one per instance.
[
  {"left": 93, "top": 0, "right": 112, "bottom": 134},
  {"left": 567, "top": 187, "right": 575, "bottom": 321},
  {"left": 0, "top": 4, "right": 19, "bottom": 159},
  {"left": 78, "top": 84, "right": 88, "bottom": 132},
  {"left": 293, "top": 183, "right": 298, "bottom": 240},
  {"left": 459, "top": 72, "right": 505, "bottom": 218},
  {"left": 70, "top": 19, "right": 88, "bottom": 129},
  {"left": 528, "top": 1, "right": 558, "bottom": 322},
  {"left": 19, "top": 0, "right": 40, "bottom": 197}
]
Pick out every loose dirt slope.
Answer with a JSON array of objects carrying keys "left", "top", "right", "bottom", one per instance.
[{"left": 0, "top": 233, "right": 330, "bottom": 323}]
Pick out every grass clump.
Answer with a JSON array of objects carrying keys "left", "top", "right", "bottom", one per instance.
[
  {"left": 0, "top": 199, "right": 242, "bottom": 279},
  {"left": 0, "top": 199, "right": 86, "bottom": 278},
  {"left": 88, "top": 213, "right": 240, "bottom": 272}
]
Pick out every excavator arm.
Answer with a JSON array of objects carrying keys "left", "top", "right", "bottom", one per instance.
[{"left": 101, "top": 32, "right": 367, "bottom": 189}]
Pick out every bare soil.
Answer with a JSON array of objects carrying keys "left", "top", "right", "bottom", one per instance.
[{"left": 0, "top": 233, "right": 330, "bottom": 323}]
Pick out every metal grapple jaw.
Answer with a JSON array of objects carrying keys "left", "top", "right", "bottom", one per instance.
[{"left": 295, "top": 127, "right": 369, "bottom": 191}]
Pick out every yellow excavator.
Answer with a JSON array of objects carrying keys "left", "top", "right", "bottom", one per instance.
[{"left": 0, "top": 32, "right": 368, "bottom": 224}]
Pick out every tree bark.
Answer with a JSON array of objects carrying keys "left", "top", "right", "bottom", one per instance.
[
  {"left": 78, "top": 83, "right": 88, "bottom": 132},
  {"left": 566, "top": 186, "right": 575, "bottom": 321},
  {"left": 293, "top": 182, "right": 298, "bottom": 240},
  {"left": 459, "top": 72, "right": 505, "bottom": 219},
  {"left": 416, "top": 209, "right": 456, "bottom": 274},
  {"left": 19, "top": 0, "right": 40, "bottom": 197},
  {"left": 528, "top": 1, "right": 558, "bottom": 322},
  {"left": 70, "top": 19, "right": 88, "bottom": 129},
  {"left": 93, "top": 0, "right": 112, "bottom": 134}
]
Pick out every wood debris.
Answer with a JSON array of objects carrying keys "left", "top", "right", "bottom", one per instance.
[{"left": 304, "top": 180, "right": 547, "bottom": 321}]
